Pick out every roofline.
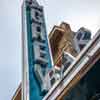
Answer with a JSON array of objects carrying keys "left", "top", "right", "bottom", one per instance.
[
  {"left": 49, "top": 25, "right": 65, "bottom": 39},
  {"left": 12, "top": 83, "right": 22, "bottom": 100}
]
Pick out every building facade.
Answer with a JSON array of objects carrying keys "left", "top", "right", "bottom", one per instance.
[
  {"left": 60, "top": 31, "right": 100, "bottom": 100},
  {"left": 49, "top": 23, "right": 92, "bottom": 69},
  {"left": 12, "top": 20, "right": 92, "bottom": 100},
  {"left": 43, "top": 29, "right": 100, "bottom": 100}
]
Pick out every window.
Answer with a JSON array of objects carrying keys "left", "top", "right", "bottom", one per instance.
[
  {"left": 79, "top": 44, "right": 85, "bottom": 50},
  {"left": 77, "top": 32, "right": 82, "bottom": 40},
  {"left": 63, "top": 62, "right": 71, "bottom": 73},
  {"left": 50, "top": 77, "right": 56, "bottom": 86},
  {"left": 82, "top": 32, "right": 91, "bottom": 40},
  {"left": 62, "top": 57, "right": 68, "bottom": 64}
]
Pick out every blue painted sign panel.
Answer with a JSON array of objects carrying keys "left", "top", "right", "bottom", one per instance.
[{"left": 24, "top": 0, "right": 52, "bottom": 100}]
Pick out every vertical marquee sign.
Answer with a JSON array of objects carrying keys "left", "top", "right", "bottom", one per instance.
[{"left": 22, "top": 0, "right": 52, "bottom": 100}]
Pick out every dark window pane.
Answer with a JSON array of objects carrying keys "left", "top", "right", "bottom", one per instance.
[
  {"left": 63, "top": 62, "right": 71, "bottom": 73},
  {"left": 77, "top": 32, "right": 82, "bottom": 40},
  {"left": 79, "top": 44, "right": 85, "bottom": 50},
  {"left": 83, "top": 32, "right": 91, "bottom": 40},
  {"left": 50, "top": 77, "right": 56, "bottom": 86}
]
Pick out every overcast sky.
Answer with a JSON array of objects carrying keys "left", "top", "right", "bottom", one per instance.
[{"left": 0, "top": 0, "right": 100, "bottom": 100}]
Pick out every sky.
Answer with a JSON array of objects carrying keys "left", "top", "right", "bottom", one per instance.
[{"left": 0, "top": 0, "right": 100, "bottom": 100}]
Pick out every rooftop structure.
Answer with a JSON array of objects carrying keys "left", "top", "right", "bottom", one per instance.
[{"left": 49, "top": 22, "right": 77, "bottom": 68}]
